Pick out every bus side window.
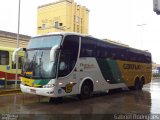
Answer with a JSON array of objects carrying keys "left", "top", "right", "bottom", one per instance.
[
  {"left": 59, "top": 52, "right": 70, "bottom": 71},
  {"left": 80, "top": 37, "right": 96, "bottom": 57},
  {"left": 0, "top": 50, "right": 9, "bottom": 65},
  {"left": 58, "top": 35, "right": 79, "bottom": 77},
  {"left": 59, "top": 62, "right": 67, "bottom": 71}
]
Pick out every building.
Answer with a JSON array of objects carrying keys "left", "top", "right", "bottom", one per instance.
[
  {"left": 37, "top": 0, "right": 89, "bottom": 35},
  {"left": 152, "top": 63, "right": 160, "bottom": 74},
  {"left": 0, "top": 30, "right": 30, "bottom": 48},
  {"left": 153, "top": 0, "right": 160, "bottom": 15}
]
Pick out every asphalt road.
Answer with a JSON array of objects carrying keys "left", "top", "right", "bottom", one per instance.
[{"left": 0, "top": 79, "right": 160, "bottom": 120}]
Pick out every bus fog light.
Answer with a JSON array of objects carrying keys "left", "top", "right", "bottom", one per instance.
[
  {"left": 59, "top": 82, "right": 63, "bottom": 85},
  {"left": 43, "top": 84, "right": 55, "bottom": 88},
  {"left": 47, "top": 91, "right": 54, "bottom": 94}
]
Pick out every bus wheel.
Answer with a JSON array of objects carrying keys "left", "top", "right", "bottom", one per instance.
[
  {"left": 79, "top": 81, "right": 92, "bottom": 99},
  {"left": 138, "top": 79, "right": 144, "bottom": 90},
  {"left": 134, "top": 79, "right": 142, "bottom": 90},
  {"left": 140, "top": 77, "right": 145, "bottom": 90}
]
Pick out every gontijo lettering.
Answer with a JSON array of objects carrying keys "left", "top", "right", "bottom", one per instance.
[{"left": 123, "top": 64, "right": 141, "bottom": 70}]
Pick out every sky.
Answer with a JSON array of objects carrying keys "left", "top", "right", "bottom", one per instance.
[{"left": 0, "top": 0, "right": 160, "bottom": 63}]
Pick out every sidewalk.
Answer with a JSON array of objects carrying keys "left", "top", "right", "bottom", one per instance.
[{"left": 0, "top": 88, "right": 21, "bottom": 95}]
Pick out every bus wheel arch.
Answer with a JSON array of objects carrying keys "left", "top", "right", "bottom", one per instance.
[{"left": 78, "top": 78, "right": 94, "bottom": 99}]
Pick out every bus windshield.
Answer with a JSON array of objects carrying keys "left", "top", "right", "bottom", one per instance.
[
  {"left": 22, "top": 35, "right": 62, "bottom": 79},
  {"left": 28, "top": 35, "right": 62, "bottom": 49}
]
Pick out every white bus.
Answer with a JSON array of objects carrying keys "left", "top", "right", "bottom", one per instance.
[{"left": 13, "top": 32, "right": 152, "bottom": 102}]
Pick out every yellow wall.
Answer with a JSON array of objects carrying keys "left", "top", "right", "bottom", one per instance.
[{"left": 37, "top": 0, "right": 89, "bottom": 35}]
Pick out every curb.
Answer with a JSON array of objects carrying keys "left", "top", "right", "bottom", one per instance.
[{"left": 0, "top": 89, "right": 22, "bottom": 95}]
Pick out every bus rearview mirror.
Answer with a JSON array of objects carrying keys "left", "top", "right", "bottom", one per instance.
[
  {"left": 12, "top": 48, "right": 25, "bottom": 63},
  {"left": 50, "top": 45, "right": 59, "bottom": 62}
]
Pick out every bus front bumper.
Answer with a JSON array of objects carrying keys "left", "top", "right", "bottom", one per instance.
[{"left": 20, "top": 84, "right": 56, "bottom": 97}]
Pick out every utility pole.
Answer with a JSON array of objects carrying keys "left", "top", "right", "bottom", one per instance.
[
  {"left": 136, "top": 24, "right": 147, "bottom": 50},
  {"left": 15, "top": 0, "right": 21, "bottom": 88}
]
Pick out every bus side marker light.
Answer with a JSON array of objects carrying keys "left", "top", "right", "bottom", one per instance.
[{"left": 47, "top": 91, "right": 54, "bottom": 94}]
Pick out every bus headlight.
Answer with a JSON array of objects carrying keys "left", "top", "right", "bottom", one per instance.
[{"left": 43, "top": 84, "right": 55, "bottom": 88}]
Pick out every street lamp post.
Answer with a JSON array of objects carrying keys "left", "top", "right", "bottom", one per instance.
[
  {"left": 15, "top": 0, "right": 21, "bottom": 88},
  {"left": 137, "top": 24, "right": 147, "bottom": 27},
  {"left": 136, "top": 24, "right": 147, "bottom": 50}
]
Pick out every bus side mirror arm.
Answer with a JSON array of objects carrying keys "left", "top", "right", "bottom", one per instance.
[{"left": 12, "top": 48, "right": 26, "bottom": 63}]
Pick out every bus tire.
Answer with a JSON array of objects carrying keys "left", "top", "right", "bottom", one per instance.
[
  {"left": 79, "top": 81, "right": 93, "bottom": 99},
  {"left": 140, "top": 77, "right": 145, "bottom": 90},
  {"left": 134, "top": 78, "right": 142, "bottom": 90},
  {"left": 139, "top": 80, "right": 143, "bottom": 90}
]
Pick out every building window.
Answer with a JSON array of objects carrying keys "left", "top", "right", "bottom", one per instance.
[
  {"left": 55, "top": 21, "right": 59, "bottom": 28},
  {"left": 59, "top": 23, "right": 63, "bottom": 26},
  {"left": 42, "top": 24, "right": 46, "bottom": 29},
  {"left": 74, "top": 15, "right": 76, "bottom": 23},
  {"left": 77, "top": 25, "right": 79, "bottom": 32},
  {"left": 77, "top": 5, "right": 80, "bottom": 10},
  {"left": 81, "top": 18, "right": 83, "bottom": 33},
  {"left": 38, "top": 26, "right": 42, "bottom": 29},
  {"left": 73, "top": 24, "right": 76, "bottom": 32},
  {"left": 0, "top": 51, "right": 9, "bottom": 65},
  {"left": 76, "top": 16, "right": 80, "bottom": 23}
]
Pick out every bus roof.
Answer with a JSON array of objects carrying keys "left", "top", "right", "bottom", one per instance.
[
  {"left": 32, "top": 32, "right": 83, "bottom": 38},
  {"left": 33, "top": 32, "right": 151, "bottom": 55},
  {"left": 83, "top": 35, "right": 151, "bottom": 54},
  {"left": 0, "top": 46, "right": 15, "bottom": 51},
  {"left": 102, "top": 38, "right": 150, "bottom": 54}
]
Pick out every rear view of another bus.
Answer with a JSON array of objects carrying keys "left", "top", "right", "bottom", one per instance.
[{"left": 0, "top": 46, "right": 23, "bottom": 89}]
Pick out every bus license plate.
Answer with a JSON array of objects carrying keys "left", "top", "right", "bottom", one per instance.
[{"left": 30, "top": 89, "right": 36, "bottom": 93}]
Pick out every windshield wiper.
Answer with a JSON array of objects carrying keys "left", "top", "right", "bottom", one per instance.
[
  {"left": 38, "top": 51, "right": 43, "bottom": 78},
  {"left": 28, "top": 51, "right": 37, "bottom": 71}
]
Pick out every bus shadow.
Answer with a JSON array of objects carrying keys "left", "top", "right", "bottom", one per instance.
[{"left": 48, "top": 88, "right": 130, "bottom": 104}]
